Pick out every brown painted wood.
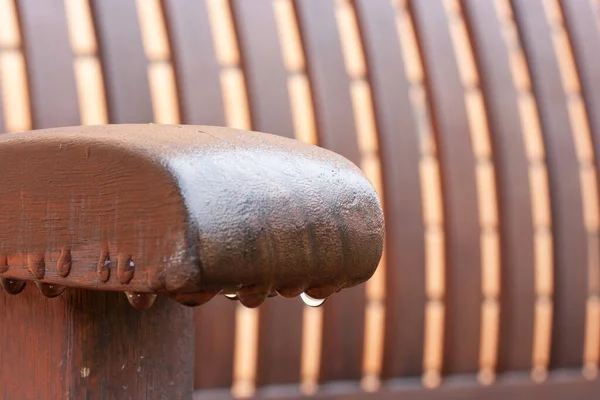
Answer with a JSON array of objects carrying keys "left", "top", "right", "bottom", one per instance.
[
  {"left": 231, "top": 0, "right": 295, "bottom": 140},
  {"left": 0, "top": 284, "right": 193, "bottom": 399},
  {"left": 462, "top": 0, "right": 536, "bottom": 372},
  {"left": 18, "top": 0, "right": 80, "bottom": 128},
  {"left": 194, "top": 370, "right": 600, "bottom": 400},
  {"left": 354, "top": 0, "right": 427, "bottom": 378},
  {"left": 230, "top": 0, "right": 303, "bottom": 386},
  {"left": 162, "top": 0, "right": 226, "bottom": 126},
  {"left": 161, "top": 1, "right": 234, "bottom": 390},
  {"left": 90, "top": 0, "right": 153, "bottom": 123},
  {"left": 294, "top": 0, "right": 365, "bottom": 382},
  {"left": 511, "top": 0, "right": 588, "bottom": 369},
  {"left": 193, "top": 297, "right": 237, "bottom": 389},
  {"left": 561, "top": 1, "right": 600, "bottom": 233},
  {"left": 0, "top": 124, "right": 383, "bottom": 306},
  {"left": 410, "top": 0, "right": 482, "bottom": 374}
]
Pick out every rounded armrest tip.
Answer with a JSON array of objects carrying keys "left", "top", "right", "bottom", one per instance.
[{"left": 0, "top": 124, "right": 384, "bottom": 308}]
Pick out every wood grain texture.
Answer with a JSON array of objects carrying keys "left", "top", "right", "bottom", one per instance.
[
  {"left": 0, "top": 124, "right": 383, "bottom": 307},
  {"left": 90, "top": 0, "right": 153, "bottom": 123},
  {"left": 354, "top": 0, "right": 427, "bottom": 378},
  {"left": 0, "top": 285, "right": 193, "bottom": 399},
  {"left": 410, "top": 0, "right": 482, "bottom": 374},
  {"left": 294, "top": 0, "right": 365, "bottom": 382},
  {"left": 462, "top": 0, "right": 536, "bottom": 372},
  {"left": 511, "top": 0, "right": 588, "bottom": 369},
  {"left": 18, "top": 0, "right": 80, "bottom": 128}
]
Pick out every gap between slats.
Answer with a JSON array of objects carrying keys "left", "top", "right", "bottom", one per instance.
[
  {"left": 272, "top": 0, "right": 320, "bottom": 395},
  {"left": 392, "top": 0, "right": 447, "bottom": 389},
  {"left": 443, "top": 0, "right": 501, "bottom": 385},
  {"left": 0, "top": 0, "right": 32, "bottom": 132},
  {"left": 136, "top": 0, "right": 180, "bottom": 124},
  {"left": 64, "top": 0, "right": 108, "bottom": 126},
  {"left": 333, "top": 0, "right": 385, "bottom": 392},
  {"left": 544, "top": 0, "right": 600, "bottom": 380},
  {"left": 494, "top": 0, "right": 554, "bottom": 383}
]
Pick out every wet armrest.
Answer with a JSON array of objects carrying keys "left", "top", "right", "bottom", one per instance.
[{"left": 0, "top": 124, "right": 384, "bottom": 309}]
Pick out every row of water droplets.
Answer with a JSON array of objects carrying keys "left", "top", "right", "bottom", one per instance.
[
  {"left": 224, "top": 291, "right": 326, "bottom": 307},
  {"left": 0, "top": 277, "right": 327, "bottom": 310}
]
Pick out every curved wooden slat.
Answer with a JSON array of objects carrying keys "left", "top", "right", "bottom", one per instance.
[
  {"left": 561, "top": 0, "right": 600, "bottom": 213},
  {"left": 511, "top": 0, "right": 588, "bottom": 369},
  {"left": 354, "top": 0, "right": 426, "bottom": 378},
  {"left": 90, "top": 0, "right": 152, "bottom": 123},
  {"left": 162, "top": 0, "right": 225, "bottom": 126},
  {"left": 230, "top": 0, "right": 302, "bottom": 386},
  {"left": 410, "top": 0, "right": 482, "bottom": 374},
  {"left": 232, "top": 0, "right": 294, "bottom": 139},
  {"left": 18, "top": 0, "right": 79, "bottom": 128},
  {"left": 561, "top": 1, "right": 600, "bottom": 137},
  {"left": 462, "top": 0, "right": 536, "bottom": 372},
  {"left": 294, "top": 0, "right": 364, "bottom": 382}
]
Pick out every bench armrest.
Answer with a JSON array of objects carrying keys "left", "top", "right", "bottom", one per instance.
[{"left": 0, "top": 124, "right": 384, "bottom": 309}]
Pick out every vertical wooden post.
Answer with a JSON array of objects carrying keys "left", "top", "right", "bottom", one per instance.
[{"left": 0, "top": 285, "right": 193, "bottom": 399}]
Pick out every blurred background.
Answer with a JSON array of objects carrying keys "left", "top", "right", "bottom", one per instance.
[{"left": 1, "top": 0, "right": 600, "bottom": 398}]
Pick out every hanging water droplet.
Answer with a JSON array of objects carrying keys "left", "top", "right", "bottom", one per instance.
[
  {"left": 224, "top": 293, "right": 238, "bottom": 300},
  {"left": 125, "top": 292, "right": 157, "bottom": 310},
  {"left": 300, "top": 292, "right": 326, "bottom": 307},
  {"left": 35, "top": 282, "right": 66, "bottom": 298},
  {"left": 1, "top": 278, "right": 26, "bottom": 295}
]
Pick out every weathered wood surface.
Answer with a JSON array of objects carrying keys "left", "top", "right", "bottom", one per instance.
[
  {"left": 0, "top": 124, "right": 384, "bottom": 308},
  {"left": 0, "top": 285, "right": 193, "bottom": 399}
]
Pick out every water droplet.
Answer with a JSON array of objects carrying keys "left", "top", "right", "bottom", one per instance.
[
  {"left": 27, "top": 254, "right": 45, "bottom": 279},
  {"left": 1, "top": 278, "right": 26, "bottom": 295},
  {"left": 56, "top": 249, "right": 72, "bottom": 277},
  {"left": 300, "top": 292, "right": 326, "bottom": 307},
  {"left": 237, "top": 290, "right": 268, "bottom": 308},
  {"left": 36, "top": 282, "right": 66, "bottom": 298},
  {"left": 97, "top": 252, "right": 111, "bottom": 282},
  {"left": 125, "top": 292, "right": 157, "bottom": 310},
  {"left": 171, "top": 291, "right": 216, "bottom": 306}
]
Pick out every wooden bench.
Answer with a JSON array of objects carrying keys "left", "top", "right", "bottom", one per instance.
[{"left": 0, "top": 0, "right": 599, "bottom": 399}]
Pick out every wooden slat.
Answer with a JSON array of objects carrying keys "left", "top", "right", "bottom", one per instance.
[
  {"left": 461, "top": 0, "right": 536, "bottom": 372},
  {"left": 354, "top": 0, "right": 426, "bottom": 378},
  {"left": 230, "top": 0, "right": 303, "bottom": 387},
  {"left": 410, "top": 0, "right": 482, "bottom": 374},
  {"left": 294, "top": 0, "right": 364, "bottom": 382},
  {"left": 161, "top": 1, "right": 233, "bottom": 390},
  {"left": 511, "top": 0, "right": 588, "bottom": 369},
  {"left": 162, "top": 0, "right": 225, "bottom": 126},
  {"left": 90, "top": 0, "right": 153, "bottom": 123},
  {"left": 194, "top": 298, "right": 237, "bottom": 389},
  {"left": 18, "top": 0, "right": 79, "bottom": 128},
  {"left": 561, "top": 0, "right": 600, "bottom": 230},
  {"left": 232, "top": 0, "right": 295, "bottom": 139}
]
